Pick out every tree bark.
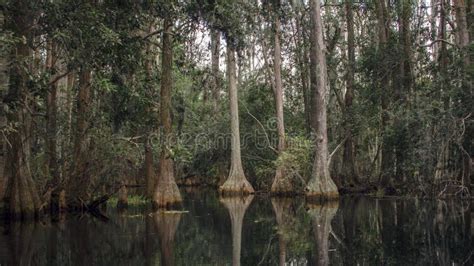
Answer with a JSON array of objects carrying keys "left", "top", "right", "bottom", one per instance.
[
  {"left": 399, "top": 0, "right": 413, "bottom": 98},
  {"left": 469, "top": 0, "right": 474, "bottom": 40},
  {"left": 341, "top": 0, "right": 359, "bottom": 186},
  {"left": 45, "top": 40, "right": 62, "bottom": 213},
  {"left": 144, "top": 22, "right": 157, "bottom": 200},
  {"left": 306, "top": 0, "right": 339, "bottom": 200},
  {"left": 220, "top": 195, "right": 254, "bottom": 266},
  {"left": 144, "top": 139, "right": 155, "bottom": 199},
  {"left": 117, "top": 184, "right": 128, "bottom": 209},
  {"left": 219, "top": 42, "right": 255, "bottom": 196},
  {"left": 271, "top": 1, "right": 293, "bottom": 195},
  {"left": 375, "top": 0, "right": 393, "bottom": 188},
  {"left": 46, "top": 41, "right": 59, "bottom": 182},
  {"left": 63, "top": 71, "right": 75, "bottom": 166},
  {"left": 393, "top": 1, "right": 413, "bottom": 181},
  {"left": 453, "top": 0, "right": 472, "bottom": 192},
  {"left": 294, "top": 12, "right": 311, "bottom": 135},
  {"left": 211, "top": 29, "right": 221, "bottom": 112},
  {"left": 2, "top": 1, "right": 41, "bottom": 219},
  {"left": 67, "top": 69, "right": 92, "bottom": 210},
  {"left": 454, "top": 0, "right": 470, "bottom": 65},
  {"left": 0, "top": 9, "right": 7, "bottom": 202},
  {"left": 153, "top": 17, "right": 182, "bottom": 208},
  {"left": 435, "top": 0, "right": 450, "bottom": 182}
]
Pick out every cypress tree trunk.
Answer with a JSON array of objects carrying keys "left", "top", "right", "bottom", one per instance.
[
  {"left": 341, "top": 0, "right": 359, "bottom": 186},
  {"left": 144, "top": 139, "right": 155, "bottom": 199},
  {"left": 67, "top": 69, "right": 92, "bottom": 210},
  {"left": 45, "top": 40, "right": 62, "bottom": 212},
  {"left": 393, "top": 1, "right": 413, "bottom": 181},
  {"left": 46, "top": 41, "right": 59, "bottom": 183},
  {"left": 219, "top": 43, "right": 254, "bottom": 196},
  {"left": 469, "top": 0, "right": 474, "bottom": 39},
  {"left": 117, "top": 184, "right": 128, "bottom": 209},
  {"left": 453, "top": 0, "right": 472, "bottom": 193},
  {"left": 211, "top": 29, "right": 221, "bottom": 113},
  {"left": 400, "top": 1, "right": 413, "bottom": 97},
  {"left": 153, "top": 17, "right": 182, "bottom": 208},
  {"left": 375, "top": 0, "right": 393, "bottom": 188},
  {"left": 306, "top": 0, "right": 339, "bottom": 200},
  {"left": 454, "top": 0, "right": 470, "bottom": 65},
  {"left": 271, "top": 1, "right": 293, "bottom": 195},
  {"left": 0, "top": 9, "right": 7, "bottom": 202},
  {"left": 144, "top": 24, "right": 156, "bottom": 200},
  {"left": 294, "top": 12, "right": 311, "bottom": 135},
  {"left": 2, "top": 1, "right": 41, "bottom": 219},
  {"left": 435, "top": 0, "right": 450, "bottom": 183}
]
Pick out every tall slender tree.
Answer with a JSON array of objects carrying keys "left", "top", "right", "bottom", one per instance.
[
  {"left": 67, "top": 69, "right": 92, "bottom": 210},
  {"left": 144, "top": 21, "right": 157, "bottom": 199},
  {"left": 270, "top": 0, "right": 293, "bottom": 195},
  {"left": 153, "top": 16, "right": 182, "bottom": 208},
  {"left": 0, "top": 9, "right": 7, "bottom": 201},
  {"left": 45, "top": 40, "right": 62, "bottom": 212},
  {"left": 453, "top": 0, "right": 472, "bottom": 191},
  {"left": 375, "top": 0, "right": 393, "bottom": 188},
  {"left": 341, "top": 0, "right": 358, "bottom": 186},
  {"left": 219, "top": 41, "right": 255, "bottom": 195},
  {"left": 454, "top": 0, "right": 470, "bottom": 66},
  {"left": 305, "top": 0, "right": 339, "bottom": 200},
  {"left": 211, "top": 29, "right": 221, "bottom": 112}
]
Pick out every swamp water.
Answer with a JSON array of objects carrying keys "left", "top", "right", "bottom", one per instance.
[{"left": 0, "top": 189, "right": 472, "bottom": 265}]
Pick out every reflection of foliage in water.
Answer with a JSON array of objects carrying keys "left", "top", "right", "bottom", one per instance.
[{"left": 0, "top": 193, "right": 471, "bottom": 265}]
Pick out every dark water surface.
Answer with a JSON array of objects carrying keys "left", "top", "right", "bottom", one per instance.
[{"left": 0, "top": 189, "right": 472, "bottom": 265}]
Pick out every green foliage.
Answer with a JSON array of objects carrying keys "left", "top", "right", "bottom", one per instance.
[
  {"left": 1, "top": 0, "right": 471, "bottom": 199},
  {"left": 108, "top": 195, "right": 148, "bottom": 207},
  {"left": 273, "top": 136, "right": 312, "bottom": 185}
]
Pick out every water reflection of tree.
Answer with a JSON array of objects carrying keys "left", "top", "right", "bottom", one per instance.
[
  {"left": 336, "top": 198, "right": 472, "bottom": 265},
  {"left": 0, "top": 196, "right": 471, "bottom": 265},
  {"left": 307, "top": 202, "right": 339, "bottom": 266},
  {"left": 152, "top": 211, "right": 182, "bottom": 266},
  {"left": 271, "top": 198, "right": 297, "bottom": 266},
  {"left": 1, "top": 222, "right": 40, "bottom": 265},
  {"left": 220, "top": 195, "right": 254, "bottom": 266}
]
